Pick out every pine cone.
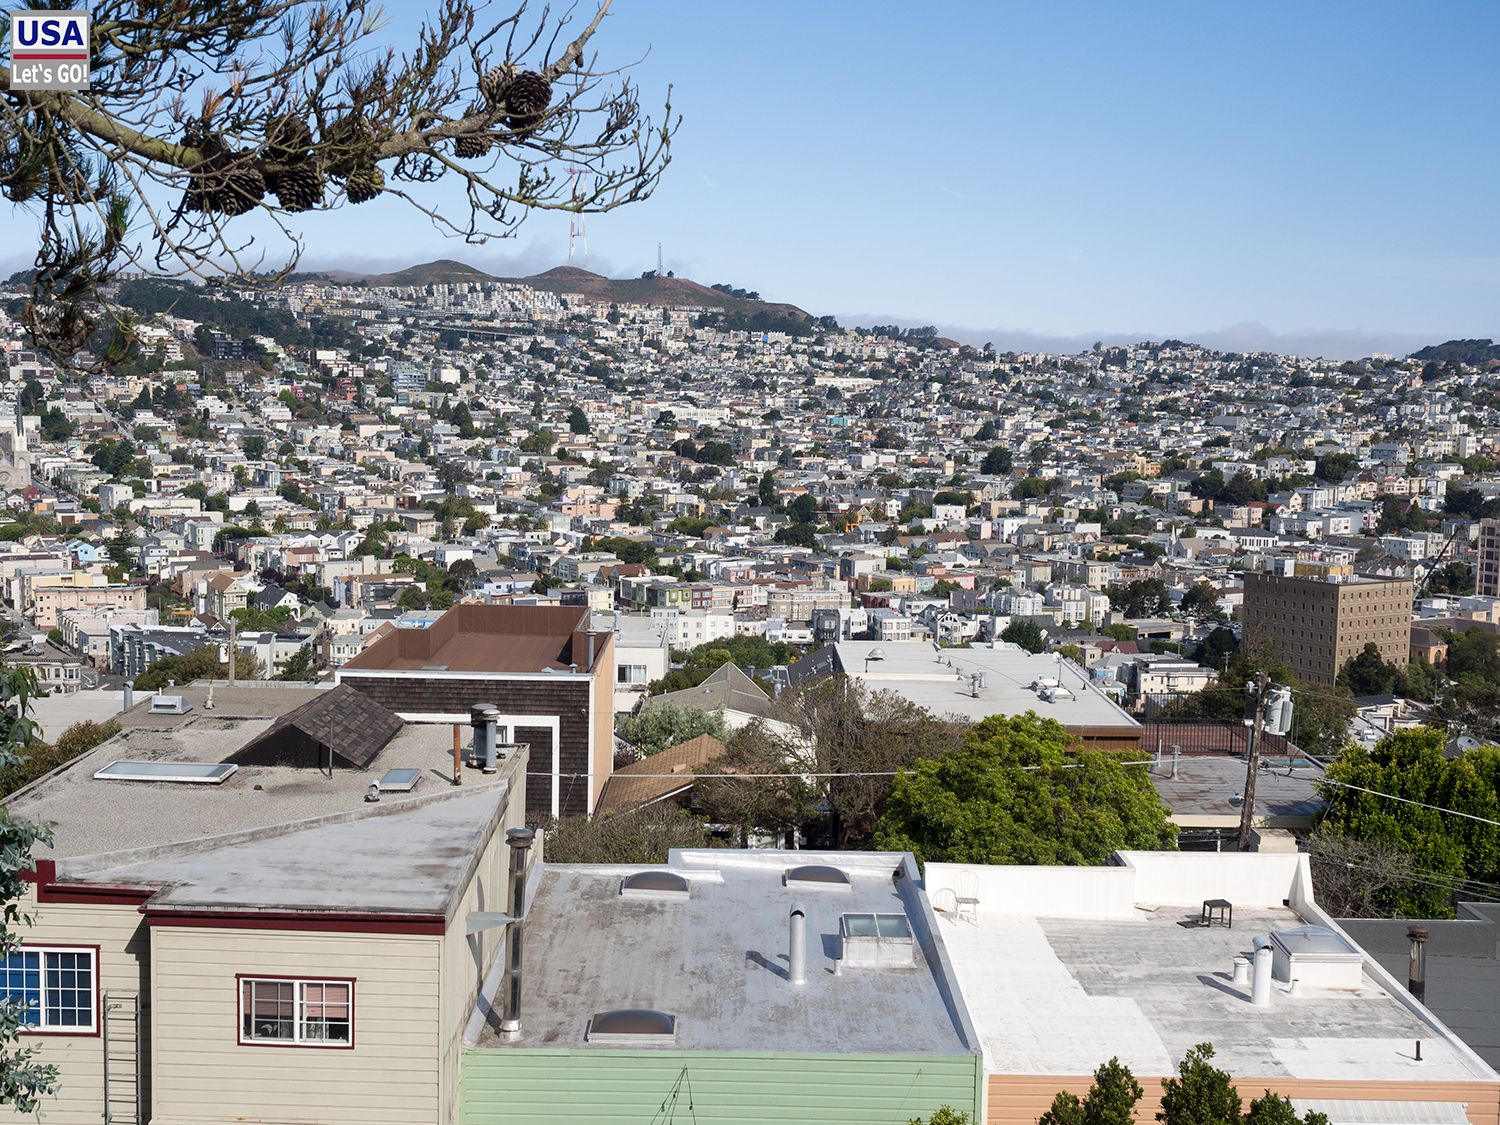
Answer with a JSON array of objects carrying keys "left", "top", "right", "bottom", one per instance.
[
  {"left": 503, "top": 71, "right": 552, "bottom": 132},
  {"left": 273, "top": 162, "right": 323, "bottom": 212},
  {"left": 217, "top": 153, "right": 266, "bottom": 217},
  {"left": 454, "top": 134, "right": 491, "bottom": 160},
  {"left": 266, "top": 114, "right": 313, "bottom": 163},
  {"left": 345, "top": 164, "right": 384, "bottom": 204},
  {"left": 479, "top": 65, "right": 514, "bottom": 108}
]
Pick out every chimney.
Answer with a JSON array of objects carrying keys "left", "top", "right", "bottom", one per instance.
[
  {"left": 469, "top": 704, "right": 488, "bottom": 768},
  {"left": 482, "top": 705, "right": 500, "bottom": 774},
  {"left": 1407, "top": 925, "right": 1429, "bottom": 1003},
  {"left": 499, "top": 828, "right": 535, "bottom": 1039},
  {"left": 789, "top": 904, "right": 807, "bottom": 986},
  {"left": 1251, "top": 944, "right": 1273, "bottom": 1007},
  {"left": 586, "top": 631, "right": 596, "bottom": 670},
  {"left": 121, "top": 680, "right": 133, "bottom": 713}
]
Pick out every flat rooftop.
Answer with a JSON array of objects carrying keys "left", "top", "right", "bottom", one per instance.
[
  {"left": 476, "top": 850, "right": 977, "bottom": 1055},
  {"left": 6, "top": 682, "right": 517, "bottom": 869},
  {"left": 796, "top": 641, "right": 1140, "bottom": 729},
  {"left": 1151, "top": 756, "right": 1326, "bottom": 827},
  {"left": 342, "top": 603, "right": 596, "bottom": 674},
  {"left": 926, "top": 854, "right": 1497, "bottom": 1083}
]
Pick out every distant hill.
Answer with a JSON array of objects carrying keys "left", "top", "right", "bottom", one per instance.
[
  {"left": 503, "top": 266, "right": 811, "bottom": 321},
  {"left": 290, "top": 259, "right": 812, "bottom": 321},
  {"left": 1409, "top": 339, "right": 1500, "bottom": 365}
]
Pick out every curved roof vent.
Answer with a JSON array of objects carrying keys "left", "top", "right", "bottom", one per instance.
[
  {"left": 784, "top": 864, "right": 851, "bottom": 890},
  {"left": 586, "top": 1008, "right": 677, "bottom": 1045},
  {"left": 619, "top": 871, "right": 691, "bottom": 900}
]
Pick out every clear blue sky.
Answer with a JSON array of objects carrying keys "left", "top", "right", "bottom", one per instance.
[{"left": 21, "top": 2, "right": 1500, "bottom": 355}]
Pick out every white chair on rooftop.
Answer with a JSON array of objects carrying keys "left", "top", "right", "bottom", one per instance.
[{"left": 954, "top": 871, "right": 980, "bottom": 925}]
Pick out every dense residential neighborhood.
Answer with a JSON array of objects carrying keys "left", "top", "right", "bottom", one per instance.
[{"left": 3, "top": 266, "right": 1500, "bottom": 1125}]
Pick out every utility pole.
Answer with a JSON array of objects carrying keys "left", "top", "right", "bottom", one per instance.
[{"left": 1237, "top": 670, "right": 1268, "bottom": 851}]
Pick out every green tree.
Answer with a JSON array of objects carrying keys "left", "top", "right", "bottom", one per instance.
[
  {"left": 567, "top": 404, "right": 591, "bottom": 435},
  {"left": 0, "top": 666, "right": 62, "bottom": 1109},
  {"left": 1041, "top": 1057, "right": 1143, "bottom": 1125},
  {"left": 981, "top": 446, "right": 1013, "bottom": 475},
  {"left": 1180, "top": 582, "right": 1221, "bottom": 623},
  {"left": 1157, "top": 1043, "right": 1241, "bottom": 1125},
  {"left": 241, "top": 434, "right": 267, "bottom": 459},
  {"left": 132, "top": 645, "right": 262, "bottom": 690},
  {"left": 908, "top": 1110, "right": 971, "bottom": 1125},
  {"left": 397, "top": 585, "right": 429, "bottom": 611},
  {"left": 53, "top": 718, "right": 121, "bottom": 759},
  {"left": 774, "top": 522, "right": 819, "bottom": 549},
  {"left": 278, "top": 644, "right": 319, "bottom": 682},
  {"left": 1314, "top": 728, "right": 1500, "bottom": 917},
  {"left": 787, "top": 492, "right": 818, "bottom": 524},
  {"left": 1108, "top": 578, "right": 1172, "bottom": 618},
  {"left": 1336, "top": 642, "right": 1402, "bottom": 697},
  {"left": 1001, "top": 619, "right": 1046, "bottom": 654},
  {"left": 614, "top": 704, "right": 730, "bottom": 757},
  {"left": 1199, "top": 626, "right": 1238, "bottom": 672},
  {"left": 874, "top": 712, "right": 1176, "bottom": 864},
  {"left": 757, "top": 470, "right": 777, "bottom": 508}
]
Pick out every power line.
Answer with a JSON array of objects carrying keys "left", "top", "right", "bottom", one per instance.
[
  {"left": 528, "top": 760, "right": 1161, "bottom": 781},
  {"left": 1314, "top": 776, "right": 1500, "bottom": 828}
]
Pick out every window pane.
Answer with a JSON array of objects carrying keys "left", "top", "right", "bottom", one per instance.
[
  {"left": 2, "top": 952, "right": 41, "bottom": 1028},
  {"left": 243, "top": 980, "right": 294, "bottom": 1041},
  {"left": 298, "top": 982, "right": 350, "bottom": 1043}
]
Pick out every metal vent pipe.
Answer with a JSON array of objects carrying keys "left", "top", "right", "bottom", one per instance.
[
  {"left": 789, "top": 904, "right": 807, "bottom": 986},
  {"left": 1407, "top": 925, "right": 1429, "bottom": 1003},
  {"left": 499, "top": 828, "right": 534, "bottom": 1039},
  {"left": 1251, "top": 943, "right": 1273, "bottom": 1007},
  {"left": 481, "top": 705, "right": 500, "bottom": 774}
]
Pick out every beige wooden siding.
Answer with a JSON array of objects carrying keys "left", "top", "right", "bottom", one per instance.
[
  {"left": 439, "top": 819, "right": 512, "bottom": 1125},
  {"left": 988, "top": 1074, "right": 1500, "bottom": 1125},
  {"left": 149, "top": 925, "right": 442, "bottom": 1125},
  {"left": 0, "top": 886, "right": 150, "bottom": 1125}
]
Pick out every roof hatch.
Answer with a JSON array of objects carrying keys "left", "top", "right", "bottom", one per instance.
[
  {"left": 619, "top": 871, "right": 690, "bottom": 900},
  {"left": 783, "top": 864, "right": 851, "bottom": 890},
  {"left": 585, "top": 1008, "right": 676, "bottom": 1045}
]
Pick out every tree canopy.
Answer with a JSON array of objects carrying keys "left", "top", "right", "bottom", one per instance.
[
  {"left": 873, "top": 712, "right": 1176, "bottom": 865},
  {"left": 1314, "top": 727, "right": 1500, "bottom": 917}
]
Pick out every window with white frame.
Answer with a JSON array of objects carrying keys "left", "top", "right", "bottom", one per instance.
[
  {"left": 239, "top": 978, "right": 352, "bottom": 1046},
  {"left": 617, "top": 664, "right": 650, "bottom": 685},
  {"left": 1, "top": 946, "right": 96, "bottom": 1032}
]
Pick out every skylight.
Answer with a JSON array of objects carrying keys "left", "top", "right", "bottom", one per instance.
[
  {"left": 619, "top": 871, "right": 690, "bottom": 900},
  {"left": 585, "top": 1009, "right": 676, "bottom": 1045},
  {"left": 378, "top": 768, "right": 422, "bottom": 792},
  {"left": 784, "top": 864, "right": 851, "bottom": 890},
  {"left": 94, "top": 761, "right": 237, "bottom": 784}
]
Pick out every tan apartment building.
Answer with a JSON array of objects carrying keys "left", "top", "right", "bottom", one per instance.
[
  {"left": 1242, "top": 567, "right": 1413, "bottom": 685},
  {"left": 2, "top": 682, "right": 528, "bottom": 1125},
  {"left": 1479, "top": 518, "right": 1500, "bottom": 599}
]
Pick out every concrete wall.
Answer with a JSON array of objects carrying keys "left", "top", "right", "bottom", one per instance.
[
  {"left": 924, "top": 852, "right": 1308, "bottom": 922},
  {"left": 460, "top": 1049, "right": 983, "bottom": 1125}
]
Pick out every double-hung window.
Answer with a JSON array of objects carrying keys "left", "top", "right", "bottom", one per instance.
[
  {"left": 1, "top": 946, "right": 96, "bottom": 1033},
  {"left": 239, "top": 977, "right": 353, "bottom": 1047}
]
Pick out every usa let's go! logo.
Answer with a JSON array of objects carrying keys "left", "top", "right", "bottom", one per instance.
[{"left": 8, "top": 9, "right": 90, "bottom": 91}]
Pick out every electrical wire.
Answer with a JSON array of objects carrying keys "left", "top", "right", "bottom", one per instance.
[{"left": 526, "top": 759, "right": 1161, "bottom": 781}]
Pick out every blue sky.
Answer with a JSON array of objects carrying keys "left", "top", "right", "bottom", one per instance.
[{"left": 13, "top": 2, "right": 1500, "bottom": 355}]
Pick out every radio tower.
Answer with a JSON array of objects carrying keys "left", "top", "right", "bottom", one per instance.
[
  {"left": 657, "top": 242, "right": 663, "bottom": 275},
  {"left": 566, "top": 166, "right": 589, "bottom": 264}
]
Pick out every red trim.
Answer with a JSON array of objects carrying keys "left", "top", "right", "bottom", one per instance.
[
  {"left": 24, "top": 859, "right": 156, "bottom": 906},
  {"left": 235, "top": 974, "right": 356, "bottom": 1050},
  {"left": 148, "top": 910, "right": 445, "bottom": 936},
  {"left": 10, "top": 944, "right": 102, "bottom": 1039},
  {"left": 12, "top": 52, "right": 89, "bottom": 59}
]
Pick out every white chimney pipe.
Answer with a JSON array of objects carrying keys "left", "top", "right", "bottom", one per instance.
[
  {"left": 1231, "top": 956, "right": 1249, "bottom": 988},
  {"left": 1252, "top": 944, "right": 1274, "bottom": 1007},
  {"left": 789, "top": 904, "right": 807, "bottom": 986}
]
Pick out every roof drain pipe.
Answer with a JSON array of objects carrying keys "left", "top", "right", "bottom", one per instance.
[
  {"left": 499, "top": 827, "right": 535, "bottom": 1040},
  {"left": 1251, "top": 943, "right": 1273, "bottom": 1007},
  {"left": 789, "top": 904, "right": 807, "bottom": 986},
  {"left": 482, "top": 705, "right": 500, "bottom": 774}
]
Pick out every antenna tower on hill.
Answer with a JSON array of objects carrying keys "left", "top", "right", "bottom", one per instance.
[
  {"left": 657, "top": 242, "right": 663, "bottom": 276},
  {"left": 566, "top": 166, "right": 588, "bottom": 263}
]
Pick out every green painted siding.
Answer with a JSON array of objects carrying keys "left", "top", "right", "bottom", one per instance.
[{"left": 461, "top": 1049, "right": 982, "bottom": 1125}]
